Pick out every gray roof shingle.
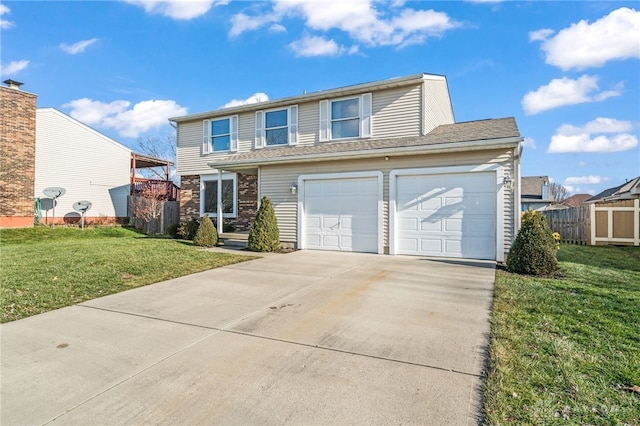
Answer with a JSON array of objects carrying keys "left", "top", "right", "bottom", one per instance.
[{"left": 212, "top": 117, "right": 520, "bottom": 165}]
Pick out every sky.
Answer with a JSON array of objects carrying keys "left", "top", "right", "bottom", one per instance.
[{"left": 1, "top": 0, "right": 639, "bottom": 196}]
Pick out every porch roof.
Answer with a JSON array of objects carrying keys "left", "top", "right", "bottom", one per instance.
[{"left": 209, "top": 117, "right": 521, "bottom": 173}]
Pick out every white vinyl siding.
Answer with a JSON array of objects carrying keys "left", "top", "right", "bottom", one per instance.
[
  {"left": 259, "top": 148, "right": 516, "bottom": 256},
  {"left": 422, "top": 77, "right": 455, "bottom": 134},
  {"left": 371, "top": 85, "right": 422, "bottom": 139},
  {"left": 35, "top": 108, "right": 131, "bottom": 220}
]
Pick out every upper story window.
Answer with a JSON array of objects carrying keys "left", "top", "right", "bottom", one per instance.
[
  {"left": 320, "top": 93, "right": 372, "bottom": 141},
  {"left": 255, "top": 106, "right": 297, "bottom": 149},
  {"left": 203, "top": 115, "right": 238, "bottom": 154}
]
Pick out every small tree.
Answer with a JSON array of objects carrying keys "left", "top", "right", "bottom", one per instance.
[
  {"left": 506, "top": 209, "right": 558, "bottom": 276},
  {"left": 248, "top": 196, "right": 280, "bottom": 252},
  {"left": 193, "top": 214, "right": 218, "bottom": 247},
  {"left": 130, "top": 186, "right": 164, "bottom": 235}
]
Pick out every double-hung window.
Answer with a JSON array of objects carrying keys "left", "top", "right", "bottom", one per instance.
[
  {"left": 319, "top": 93, "right": 372, "bottom": 141},
  {"left": 203, "top": 116, "right": 238, "bottom": 154},
  {"left": 255, "top": 106, "right": 297, "bottom": 148},
  {"left": 201, "top": 174, "right": 237, "bottom": 218}
]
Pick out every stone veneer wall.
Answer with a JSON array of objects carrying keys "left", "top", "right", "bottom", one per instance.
[
  {"left": 0, "top": 85, "right": 37, "bottom": 228},
  {"left": 179, "top": 173, "right": 258, "bottom": 232}
]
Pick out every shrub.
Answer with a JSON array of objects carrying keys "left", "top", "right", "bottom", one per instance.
[
  {"left": 248, "top": 196, "right": 280, "bottom": 252},
  {"left": 167, "top": 223, "right": 179, "bottom": 238},
  {"left": 506, "top": 209, "right": 558, "bottom": 276},
  {"left": 178, "top": 218, "right": 200, "bottom": 240},
  {"left": 193, "top": 214, "right": 218, "bottom": 247}
]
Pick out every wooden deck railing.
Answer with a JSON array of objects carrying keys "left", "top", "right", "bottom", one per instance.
[{"left": 131, "top": 179, "right": 179, "bottom": 201}]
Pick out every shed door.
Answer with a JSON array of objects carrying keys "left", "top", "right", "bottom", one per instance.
[
  {"left": 395, "top": 172, "right": 496, "bottom": 259},
  {"left": 303, "top": 177, "right": 378, "bottom": 253}
]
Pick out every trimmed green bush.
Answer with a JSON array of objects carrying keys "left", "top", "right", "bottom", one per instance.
[
  {"left": 248, "top": 196, "right": 280, "bottom": 252},
  {"left": 178, "top": 218, "right": 200, "bottom": 240},
  {"left": 193, "top": 214, "right": 218, "bottom": 247},
  {"left": 506, "top": 209, "right": 558, "bottom": 276}
]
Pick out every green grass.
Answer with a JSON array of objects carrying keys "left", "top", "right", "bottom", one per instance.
[
  {"left": 484, "top": 244, "right": 640, "bottom": 425},
  {"left": 1, "top": 226, "right": 256, "bottom": 323}
]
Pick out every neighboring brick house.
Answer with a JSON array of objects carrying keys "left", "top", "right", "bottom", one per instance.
[
  {"left": 0, "top": 80, "right": 37, "bottom": 228},
  {"left": 171, "top": 73, "right": 524, "bottom": 261}
]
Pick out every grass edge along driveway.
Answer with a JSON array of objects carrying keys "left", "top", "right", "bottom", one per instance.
[
  {"left": 1, "top": 227, "right": 256, "bottom": 323},
  {"left": 484, "top": 244, "right": 640, "bottom": 425}
]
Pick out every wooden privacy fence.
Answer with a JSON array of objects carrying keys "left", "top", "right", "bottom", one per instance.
[
  {"left": 542, "top": 206, "right": 589, "bottom": 245},
  {"left": 128, "top": 196, "right": 179, "bottom": 235}
]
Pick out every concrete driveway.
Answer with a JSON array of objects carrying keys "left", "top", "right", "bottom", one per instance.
[{"left": 1, "top": 250, "right": 495, "bottom": 425}]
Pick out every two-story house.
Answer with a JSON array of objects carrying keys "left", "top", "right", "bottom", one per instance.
[{"left": 171, "top": 73, "right": 523, "bottom": 261}]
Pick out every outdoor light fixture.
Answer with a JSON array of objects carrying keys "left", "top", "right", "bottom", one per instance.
[
  {"left": 503, "top": 174, "right": 513, "bottom": 190},
  {"left": 289, "top": 183, "right": 298, "bottom": 195}
]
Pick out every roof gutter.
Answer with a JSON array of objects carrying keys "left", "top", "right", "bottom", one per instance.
[{"left": 208, "top": 136, "right": 523, "bottom": 170}]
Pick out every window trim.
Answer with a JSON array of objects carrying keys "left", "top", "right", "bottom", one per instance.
[
  {"left": 320, "top": 93, "right": 372, "bottom": 142},
  {"left": 200, "top": 173, "right": 237, "bottom": 218},
  {"left": 203, "top": 115, "right": 238, "bottom": 154},
  {"left": 256, "top": 105, "right": 298, "bottom": 149}
]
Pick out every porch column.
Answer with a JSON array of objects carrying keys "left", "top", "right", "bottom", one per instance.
[{"left": 217, "top": 169, "right": 223, "bottom": 230}]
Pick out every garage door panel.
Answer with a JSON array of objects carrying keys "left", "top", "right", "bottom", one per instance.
[
  {"left": 420, "top": 220, "right": 443, "bottom": 232},
  {"left": 322, "top": 216, "right": 340, "bottom": 228},
  {"left": 444, "top": 218, "right": 463, "bottom": 233},
  {"left": 303, "top": 177, "right": 379, "bottom": 253},
  {"left": 395, "top": 172, "right": 496, "bottom": 260},
  {"left": 420, "top": 239, "right": 443, "bottom": 253},
  {"left": 399, "top": 217, "right": 419, "bottom": 232}
]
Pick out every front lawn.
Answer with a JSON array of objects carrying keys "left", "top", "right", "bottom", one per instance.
[
  {"left": 484, "top": 244, "right": 640, "bottom": 424},
  {"left": 0, "top": 226, "right": 256, "bottom": 323}
]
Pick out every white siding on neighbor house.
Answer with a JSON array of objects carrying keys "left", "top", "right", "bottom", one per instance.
[
  {"left": 35, "top": 109, "right": 131, "bottom": 220},
  {"left": 422, "top": 78, "right": 455, "bottom": 134},
  {"left": 259, "top": 148, "right": 517, "bottom": 256}
]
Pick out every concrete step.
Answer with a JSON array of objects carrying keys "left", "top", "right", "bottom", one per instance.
[{"left": 219, "top": 232, "right": 249, "bottom": 249}]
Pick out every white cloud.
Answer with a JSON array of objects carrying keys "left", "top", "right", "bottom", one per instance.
[
  {"left": 60, "top": 38, "right": 99, "bottom": 54},
  {"left": 522, "top": 137, "right": 536, "bottom": 149},
  {"left": 563, "top": 176, "right": 603, "bottom": 185},
  {"left": 230, "top": 12, "right": 279, "bottom": 37},
  {"left": 528, "top": 28, "right": 553, "bottom": 42},
  {"left": 548, "top": 117, "right": 638, "bottom": 153},
  {"left": 230, "top": 1, "right": 460, "bottom": 51},
  {"left": 522, "top": 75, "right": 622, "bottom": 115},
  {"left": 0, "top": 4, "right": 14, "bottom": 29},
  {"left": 289, "top": 35, "right": 341, "bottom": 57},
  {"left": 63, "top": 98, "right": 187, "bottom": 138},
  {"left": 578, "top": 161, "right": 587, "bottom": 167},
  {"left": 532, "top": 7, "right": 640, "bottom": 70},
  {"left": 222, "top": 93, "right": 269, "bottom": 108},
  {"left": 0, "top": 59, "right": 30, "bottom": 76},
  {"left": 124, "top": 0, "right": 228, "bottom": 20},
  {"left": 270, "top": 23, "right": 286, "bottom": 33}
]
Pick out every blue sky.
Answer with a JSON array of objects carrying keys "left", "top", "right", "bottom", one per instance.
[{"left": 1, "top": 0, "right": 638, "bottom": 196}]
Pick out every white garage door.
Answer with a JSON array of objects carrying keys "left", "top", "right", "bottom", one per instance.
[
  {"left": 303, "top": 177, "right": 379, "bottom": 253},
  {"left": 395, "top": 172, "right": 496, "bottom": 260}
]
